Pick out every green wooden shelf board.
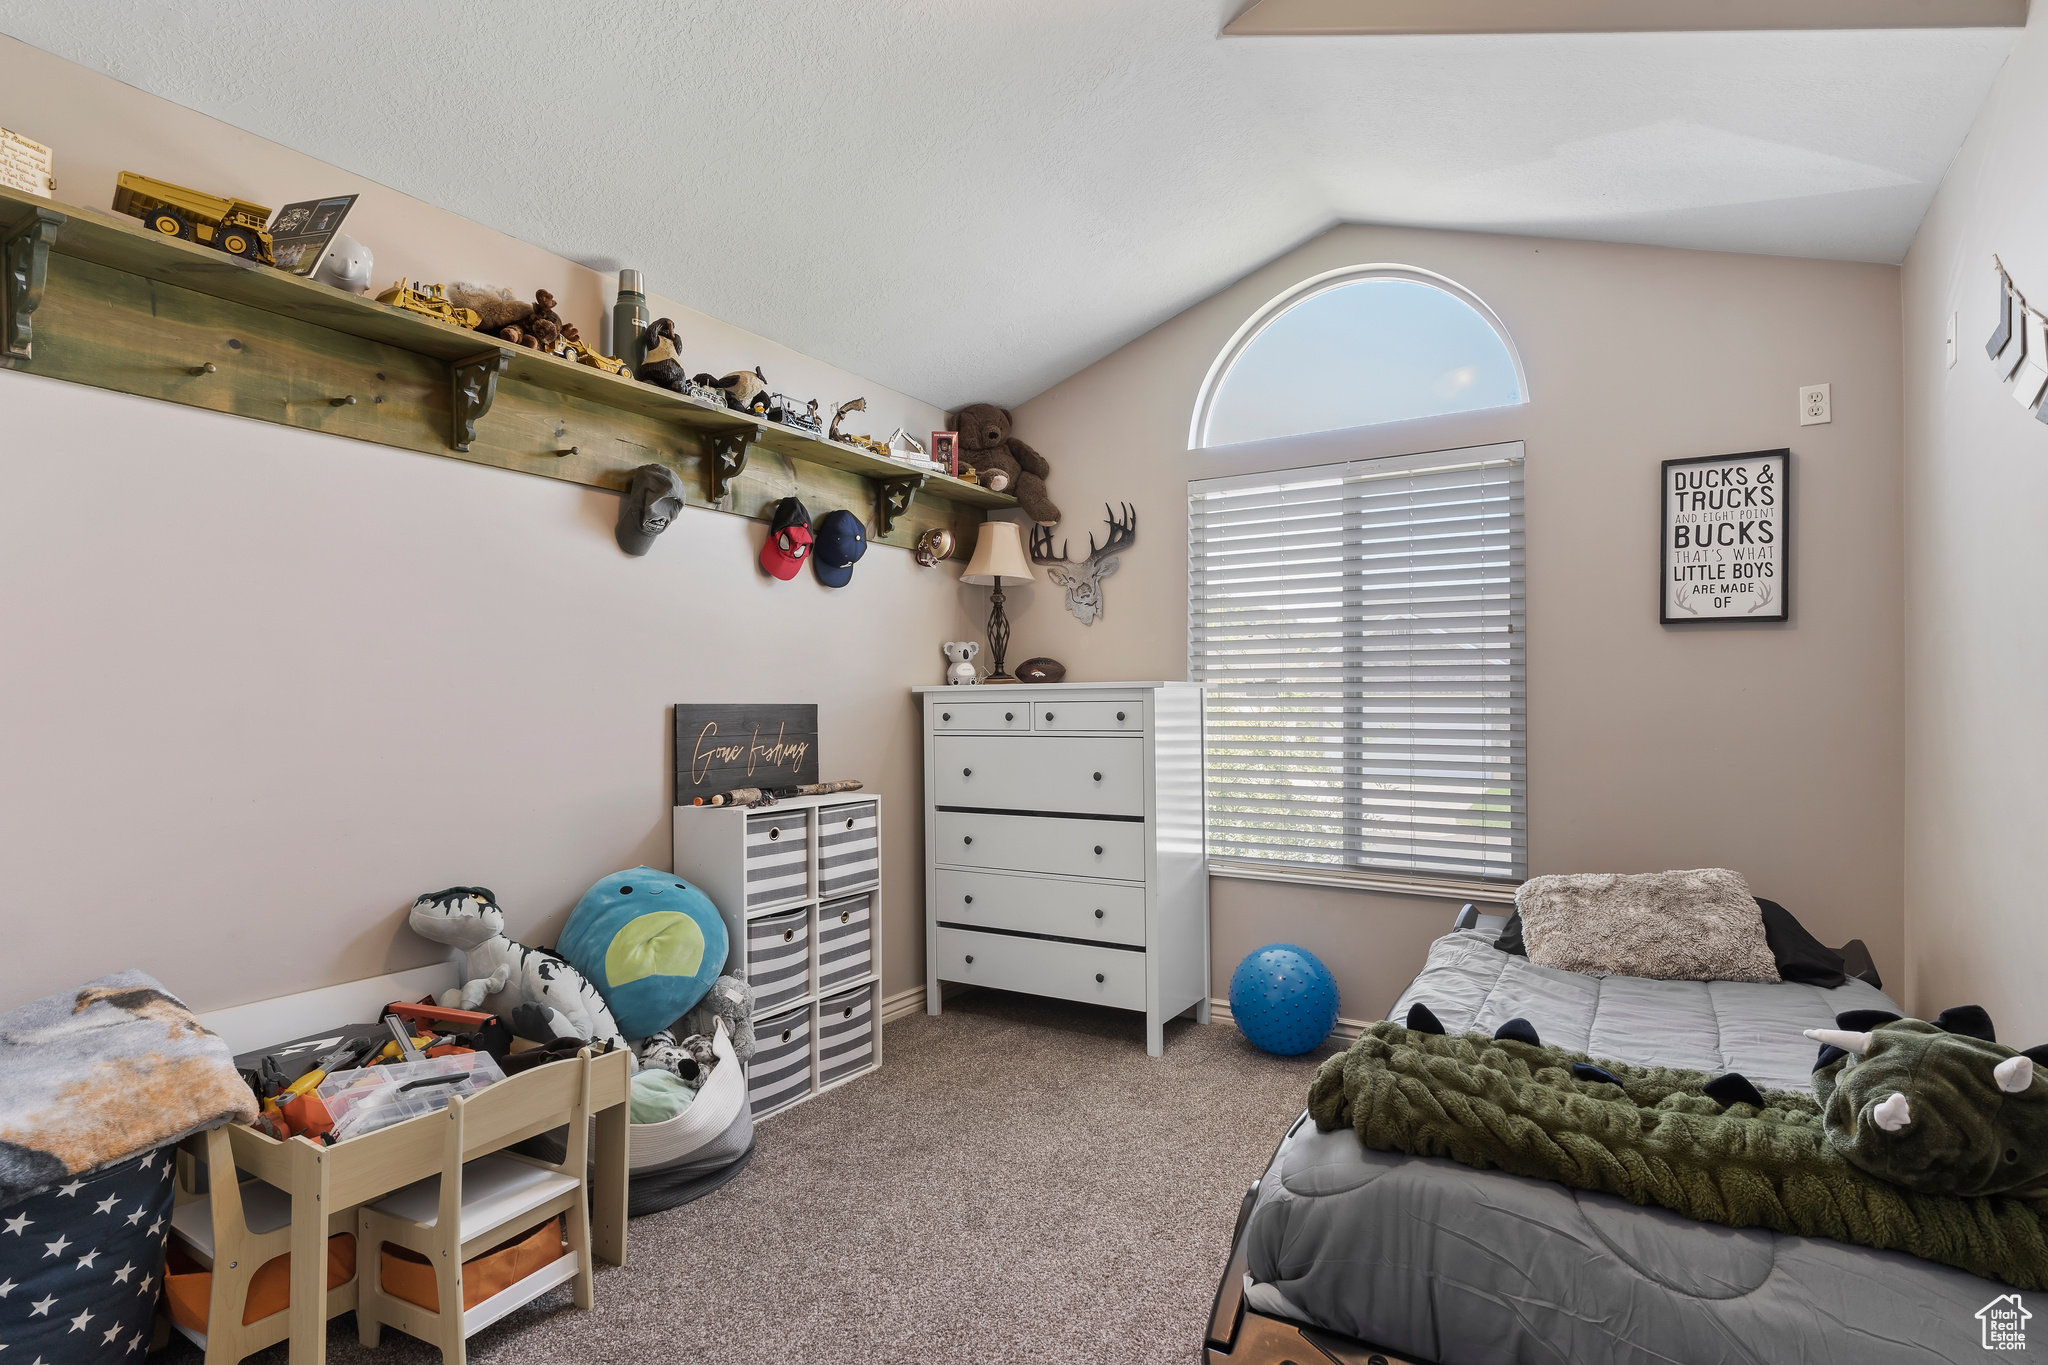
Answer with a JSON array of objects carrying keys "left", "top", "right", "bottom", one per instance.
[{"left": 0, "top": 183, "right": 1010, "bottom": 552}]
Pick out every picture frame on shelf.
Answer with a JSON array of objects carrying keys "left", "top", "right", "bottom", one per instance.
[
  {"left": 1660, "top": 448, "right": 1790, "bottom": 624},
  {"left": 931, "top": 431, "right": 959, "bottom": 476}
]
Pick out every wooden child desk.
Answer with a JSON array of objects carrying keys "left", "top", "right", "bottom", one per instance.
[{"left": 219, "top": 1047, "right": 631, "bottom": 1364}]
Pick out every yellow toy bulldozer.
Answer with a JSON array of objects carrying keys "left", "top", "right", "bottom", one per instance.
[{"left": 113, "top": 171, "right": 275, "bottom": 266}]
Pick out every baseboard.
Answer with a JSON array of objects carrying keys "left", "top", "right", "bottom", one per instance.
[
  {"left": 197, "top": 959, "right": 462, "bottom": 1055},
  {"left": 1207, "top": 997, "right": 1370, "bottom": 1049},
  {"left": 880, "top": 984, "right": 928, "bottom": 1025}
]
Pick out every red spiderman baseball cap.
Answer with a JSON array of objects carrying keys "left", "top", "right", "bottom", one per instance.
[{"left": 759, "top": 496, "right": 813, "bottom": 580}]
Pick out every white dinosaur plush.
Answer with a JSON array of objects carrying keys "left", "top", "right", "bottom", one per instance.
[{"left": 409, "top": 886, "right": 631, "bottom": 1057}]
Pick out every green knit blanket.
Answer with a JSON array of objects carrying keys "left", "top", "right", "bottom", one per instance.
[{"left": 1307, "top": 1022, "right": 2048, "bottom": 1289}]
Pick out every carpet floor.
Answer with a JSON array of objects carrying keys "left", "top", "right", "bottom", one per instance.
[{"left": 165, "top": 989, "right": 1332, "bottom": 1364}]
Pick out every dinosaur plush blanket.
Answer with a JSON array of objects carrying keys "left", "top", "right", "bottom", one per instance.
[
  {"left": 0, "top": 970, "right": 255, "bottom": 1209},
  {"left": 1308, "top": 1020, "right": 2048, "bottom": 1289}
]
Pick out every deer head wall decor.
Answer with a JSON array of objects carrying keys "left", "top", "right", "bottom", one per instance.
[{"left": 1030, "top": 503, "right": 1137, "bottom": 626}]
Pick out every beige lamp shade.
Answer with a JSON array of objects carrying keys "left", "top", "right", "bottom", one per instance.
[{"left": 960, "top": 520, "right": 1037, "bottom": 585}]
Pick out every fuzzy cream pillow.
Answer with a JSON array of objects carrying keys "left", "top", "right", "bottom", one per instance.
[{"left": 1515, "top": 868, "right": 1780, "bottom": 982}]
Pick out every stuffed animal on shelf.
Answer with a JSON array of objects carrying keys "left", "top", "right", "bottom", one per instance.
[
  {"left": 1805, "top": 1007, "right": 2048, "bottom": 1199},
  {"left": 639, "top": 317, "right": 688, "bottom": 390},
  {"left": 408, "top": 886, "right": 632, "bottom": 1059},
  {"left": 952, "top": 402, "right": 1060, "bottom": 526},
  {"left": 449, "top": 282, "right": 533, "bottom": 338},
  {"left": 693, "top": 366, "right": 771, "bottom": 415},
  {"left": 943, "top": 640, "right": 980, "bottom": 685}
]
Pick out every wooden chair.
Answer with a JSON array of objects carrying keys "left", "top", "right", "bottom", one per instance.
[
  {"left": 168, "top": 1125, "right": 359, "bottom": 1365},
  {"left": 355, "top": 1051, "right": 594, "bottom": 1363}
]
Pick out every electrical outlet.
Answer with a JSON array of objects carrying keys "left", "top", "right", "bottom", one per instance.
[
  {"left": 1947, "top": 313, "right": 1958, "bottom": 369},
  {"left": 1799, "top": 383, "right": 1831, "bottom": 426}
]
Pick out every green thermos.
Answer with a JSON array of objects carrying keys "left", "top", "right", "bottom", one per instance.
[{"left": 613, "top": 269, "right": 649, "bottom": 377}]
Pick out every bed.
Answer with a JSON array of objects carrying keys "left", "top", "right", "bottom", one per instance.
[{"left": 1203, "top": 910, "right": 2013, "bottom": 1365}]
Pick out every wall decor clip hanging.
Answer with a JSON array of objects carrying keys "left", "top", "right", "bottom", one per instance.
[{"left": 1988, "top": 256, "right": 2048, "bottom": 425}]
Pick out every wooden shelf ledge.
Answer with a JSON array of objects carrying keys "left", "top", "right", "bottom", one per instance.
[{"left": 0, "top": 184, "right": 1009, "bottom": 553}]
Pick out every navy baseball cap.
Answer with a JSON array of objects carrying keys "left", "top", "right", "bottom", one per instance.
[{"left": 812, "top": 508, "right": 868, "bottom": 587}]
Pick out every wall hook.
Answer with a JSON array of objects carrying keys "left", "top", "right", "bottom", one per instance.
[
  {"left": 330, "top": 394, "right": 356, "bottom": 407},
  {"left": 554, "top": 446, "right": 580, "bottom": 458},
  {"left": 188, "top": 362, "right": 216, "bottom": 376}
]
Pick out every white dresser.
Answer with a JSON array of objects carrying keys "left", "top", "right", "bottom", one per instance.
[{"left": 915, "top": 682, "right": 1207, "bottom": 1056}]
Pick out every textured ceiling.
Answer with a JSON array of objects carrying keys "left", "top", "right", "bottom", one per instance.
[{"left": 0, "top": 2, "right": 2016, "bottom": 409}]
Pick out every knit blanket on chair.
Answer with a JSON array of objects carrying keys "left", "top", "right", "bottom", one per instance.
[
  {"left": 1307, "top": 1021, "right": 2048, "bottom": 1290},
  {"left": 0, "top": 970, "right": 255, "bottom": 1209}
]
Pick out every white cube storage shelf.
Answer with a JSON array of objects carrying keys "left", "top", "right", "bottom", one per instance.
[
  {"left": 917, "top": 682, "right": 1209, "bottom": 1057},
  {"left": 674, "top": 792, "right": 884, "bottom": 1118}
]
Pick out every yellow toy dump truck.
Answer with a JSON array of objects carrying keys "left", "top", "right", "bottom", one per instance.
[{"left": 113, "top": 171, "right": 275, "bottom": 265}]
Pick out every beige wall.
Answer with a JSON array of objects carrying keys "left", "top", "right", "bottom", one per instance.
[
  {"left": 0, "top": 38, "right": 967, "bottom": 1015},
  {"left": 1900, "top": 9, "right": 2048, "bottom": 1041},
  {"left": 1010, "top": 224, "right": 1906, "bottom": 1019}
]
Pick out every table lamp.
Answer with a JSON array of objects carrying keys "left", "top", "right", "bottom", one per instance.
[{"left": 960, "top": 520, "right": 1037, "bottom": 684}]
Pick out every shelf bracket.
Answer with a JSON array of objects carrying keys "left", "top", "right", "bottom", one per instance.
[
  {"left": 2, "top": 207, "right": 66, "bottom": 370},
  {"left": 450, "top": 350, "right": 511, "bottom": 452},
  {"left": 875, "top": 473, "right": 927, "bottom": 539},
  {"left": 707, "top": 429, "right": 756, "bottom": 505}
]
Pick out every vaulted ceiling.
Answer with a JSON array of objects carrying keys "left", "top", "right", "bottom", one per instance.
[{"left": 0, "top": 2, "right": 2017, "bottom": 409}]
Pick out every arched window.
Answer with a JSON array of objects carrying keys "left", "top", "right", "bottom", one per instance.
[{"left": 1190, "top": 265, "right": 1527, "bottom": 449}]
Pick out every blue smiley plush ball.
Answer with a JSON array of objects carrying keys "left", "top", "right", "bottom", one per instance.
[
  {"left": 1229, "top": 944, "right": 1340, "bottom": 1056},
  {"left": 558, "top": 867, "right": 729, "bottom": 1039}
]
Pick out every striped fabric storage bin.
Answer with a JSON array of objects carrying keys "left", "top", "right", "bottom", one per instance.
[
  {"left": 815, "top": 894, "right": 872, "bottom": 993},
  {"left": 745, "top": 809, "right": 810, "bottom": 911},
  {"left": 817, "top": 801, "right": 879, "bottom": 898},
  {"left": 746, "top": 906, "right": 812, "bottom": 1014},
  {"left": 817, "top": 983, "right": 877, "bottom": 1088},
  {"left": 748, "top": 1004, "right": 813, "bottom": 1118}
]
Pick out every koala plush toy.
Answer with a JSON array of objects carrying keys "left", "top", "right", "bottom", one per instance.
[{"left": 943, "top": 640, "right": 980, "bottom": 685}]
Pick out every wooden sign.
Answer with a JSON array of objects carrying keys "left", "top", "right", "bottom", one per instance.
[
  {"left": 1661, "top": 449, "right": 1790, "bottom": 623},
  {"left": 673, "top": 704, "right": 818, "bottom": 804}
]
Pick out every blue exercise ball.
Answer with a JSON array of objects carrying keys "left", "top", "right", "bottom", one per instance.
[{"left": 1230, "top": 944, "right": 1340, "bottom": 1055}]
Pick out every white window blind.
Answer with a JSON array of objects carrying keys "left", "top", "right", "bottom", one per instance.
[{"left": 1189, "top": 443, "right": 1526, "bottom": 884}]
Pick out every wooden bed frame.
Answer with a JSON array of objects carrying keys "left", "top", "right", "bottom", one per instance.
[{"left": 1201, "top": 904, "right": 1882, "bottom": 1365}]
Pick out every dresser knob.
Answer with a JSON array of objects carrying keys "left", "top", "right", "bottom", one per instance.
[
  {"left": 964, "top": 895, "right": 974, "bottom": 904},
  {"left": 1004, "top": 712, "right": 1014, "bottom": 721},
  {"left": 1094, "top": 908, "right": 1104, "bottom": 919},
  {"left": 1092, "top": 771, "right": 1102, "bottom": 782},
  {"left": 941, "top": 712, "right": 951, "bottom": 721},
  {"left": 965, "top": 955, "right": 974, "bottom": 965},
  {"left": 1045, "top": 711, "right": 1054, "bottom": 721},
  {"left": 1095, "top": 973, "right": 1105, "bottom": 984},
  {"left": 1116, "top": 711, "right": 1126, "bottom": 721},
  {"left": 963, "top": 767, "right": 972, "bottom": 777},
  {"left": 964, "top": 836, "right": 973, "bottom": 845}
]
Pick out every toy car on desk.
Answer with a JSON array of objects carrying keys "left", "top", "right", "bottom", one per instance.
[
  {"left": 375, "top": 279, "right": 483, "bottom": 330},
  {"left": 113, "top": 170, "right": 276, "bottom": 265}
]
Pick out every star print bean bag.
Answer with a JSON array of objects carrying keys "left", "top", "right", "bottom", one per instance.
[
  {"left": 0, "top": 970, "right": 256, "bottom": 1208},
  {"left": 558, "top": 869, "right": 730, "bottom": 1040},
  {"left": 0, "top": 1145, "right": 176, "bottom": 1361}
]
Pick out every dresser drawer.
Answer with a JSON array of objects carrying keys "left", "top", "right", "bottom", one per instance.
[
  {"left": 930, "top": 700, "right": 1030, "bottom": 732},
  {"left": 934, "top": 810, "right": 1146, "bottom": 880},
  {"left": 933, "top": 927, "right": 1145, "bottom": 1012},
  {"left": 932, "top": 735, "right": 1143, "bottom": 816},
  {"left": 933, "top": 868, "right": 1147, "bottom": 947},
  {"left": 1032, "top": 699, "right": 1141, "bottom": 733}
]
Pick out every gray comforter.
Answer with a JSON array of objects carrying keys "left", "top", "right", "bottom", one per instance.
[{"left": 1240, "top": 930, "right": 2014, "bottom": 1364}]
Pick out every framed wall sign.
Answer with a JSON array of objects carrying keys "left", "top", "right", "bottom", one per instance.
[
  {"left": 673, "top": 704, "right": 818, "bottom": 803},
  {"left": 1660, "top": 448, "right": 1789, "bottom": 624}
]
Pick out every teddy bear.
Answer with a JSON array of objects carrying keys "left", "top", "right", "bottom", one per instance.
[{"left": 953, "top": 403, "right": 1060, "bottom": 526}]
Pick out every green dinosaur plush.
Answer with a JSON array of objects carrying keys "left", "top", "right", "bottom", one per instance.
[{"left": 1807, "top": 1009, "right": 2048, "bottom": 1200}]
